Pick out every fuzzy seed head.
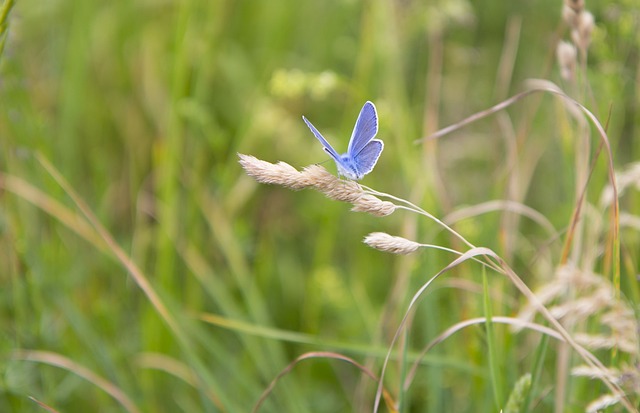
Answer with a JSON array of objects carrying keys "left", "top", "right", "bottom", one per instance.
[
  {"left": 578, "top": 11, "right": 595, "bottom": 45},
  {"left": 363, "top": 232, "right": 421, "bottom": 254},
  {"left": 239, "top": 154, "right": 397, "bottom": 217},
  {"left": 321, "top": 178, "right": 364, "bottom": 204},
  {"left": 557, "top": 41, "right": 577, "bottom": 81},
  {"left": 351, "top": 195, "right": 396, "bottom": 217},
  {"left": 238, "top": 154, "right": 309, "bottom": 190},
  {"left": 562, "top": 4, "right": 580, "bottom": 27},
  {"left": 571, "top": 11, "right": 594, "bottom": 50},
  {"left": 565, "top": 0, "right": 584, "bottom": 13},
  {"left": 586, "top": 394, "right": 621, "bottom": 413},
  {"left": 299, "top": 164, "right": 340, "bottom": 190}
]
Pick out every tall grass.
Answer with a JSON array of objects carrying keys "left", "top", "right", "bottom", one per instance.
[{"left": 2, "top": 0, "right": 640, "bottom": 412}]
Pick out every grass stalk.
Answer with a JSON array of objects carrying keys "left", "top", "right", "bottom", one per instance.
[{"left": 483, "top": 268, "right": 505, "bottom": 410}]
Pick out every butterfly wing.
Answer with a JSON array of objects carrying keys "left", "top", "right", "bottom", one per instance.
[
  {"left": 302, "top": 116, "right": 341, "bottom": 161},
  {"left": 353, "top": 139, "right": 384, "bottom": 178},
  {"left": 347, "top": 101, "right": 378, "bottom": 156}
]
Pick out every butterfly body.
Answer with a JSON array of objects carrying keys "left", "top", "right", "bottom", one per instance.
[
  {"left": 303, "top": 101, "right": 383, "bottom": 180},
  {"left": 334, "top": 152, "right": 363, "bottom": 180}
]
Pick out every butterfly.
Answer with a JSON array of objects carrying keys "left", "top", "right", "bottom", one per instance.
[{"left": 302, "top": 101, "right": 383, "bottom": 180}]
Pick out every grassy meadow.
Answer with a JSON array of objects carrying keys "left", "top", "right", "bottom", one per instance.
[{"left": 2, "top": 0, "right": 640, "bottom": 411}]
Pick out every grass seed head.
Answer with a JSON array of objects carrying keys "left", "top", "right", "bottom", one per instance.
[
  {"left": 562, "top": 4, "right": 580, "bottom": 27},
  {"left": 238, "top": 154, "right": 310, "bottom": 190},
  {"left": 351, "top": 195, "right": 396, "bottom": 217},
  {"left": 240, "top": 154, "right": 396, "bottom": 216},
  {"left": 363, "top": 232, "right": 420, "bottom": 254},
  {"left": 557, "top": 41, "right": 577, "bottom": 81},
  {"left": 565, "top": 0, "right": 584, "bottom": 12},
  {"left": 571, "top": 11, "right": 594, "bottom": 50}
]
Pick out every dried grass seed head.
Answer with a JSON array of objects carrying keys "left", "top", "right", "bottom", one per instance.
[
  {"left": 517, "top": 264, "right": 639, "bottom": 357},
  {"left": 565, "top": 0, "right": 585, "bottom": 13},
  {"left": 562, "top": 4, "right": 580, "bottom": 27},
  {"left": 575, "top": 363, "right": 640, "bottom": 412},
  {"left": 321, "top": 179, "right": 364, "bottom": 204},
  {"left": 240, "top": 154, "right": 396, "bottom": 216},
  {"left": 351, "top": 195, "right": 396, "bottom": 217},
  {"left": 238, "top": 154, "right": 310, "bottom": 190},
  {"left": 585, "top": 394, "right": 622, "bottom": 413},
  {"left": 600, "top": 162, "right": 640, "bottom": 208},
  {"left": 571, "top": 11, "right": 595, "bottom": 50},
  {"left": 557, "top": 41, "right": 577, "bottom": 81},
  {"left": 300, "top": 164, "right": 340, "bottom": 190},
  {"left": 309, "top": 173, "right": 396, "bottom": 216},
  {"left": 572, "top": 365, "right": 620, "bottom": 382},
  {"left": 574, "top": 333, "right": 630, "bottom": 353},
  {"left": 363, "top": 232, "right": 420, "bottom": 255}
]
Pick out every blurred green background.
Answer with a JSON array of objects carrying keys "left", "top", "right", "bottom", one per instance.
[{"left": 1, "top": 0, "right": 639, "bottom": 411}]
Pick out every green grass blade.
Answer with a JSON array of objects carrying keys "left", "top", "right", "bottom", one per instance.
[
  {"left": 483, "top": 268, "right": 505, "bottom": 409},
  {"left": 523, "top": 334, "right": 550, "bottom": 413}
]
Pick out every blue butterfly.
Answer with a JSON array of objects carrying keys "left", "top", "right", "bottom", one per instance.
[{"left": 302, "top": 101, "right": 383, "bottom": 180}]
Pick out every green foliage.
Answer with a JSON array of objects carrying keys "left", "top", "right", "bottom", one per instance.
[{"left": 1, "top": 0, "right": 639, "bottom": 412}]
